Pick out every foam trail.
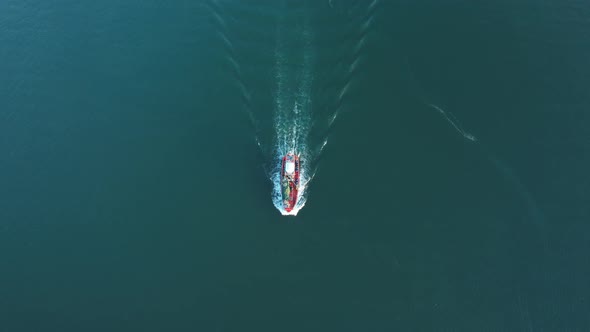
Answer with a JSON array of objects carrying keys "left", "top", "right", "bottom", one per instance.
[
  {"left": 360, "top": 15, "right": 375, "bottom": 32},
  {"left": 406, "top": 51, "right": 548, "bottom": 254},
  {"left": 338, "top": 81, "right": 352, "bottom": 101},
  {"left": 225, "top": 54, "right": 239, "bottom": 71},
  {"left": 368, "top": 0, "right": 380, "bottom": 12},
  {"left": 353, "top": 35, "right": 368, "bottom": 56},
  {"left": 317, "top": 139, "right": 329, "bottom": 155},
  {"left": 349, "top": 56, "right": 363, "bottom": 74},
  {"left": 210, "top": 0, "right": 266, "bottom": 157},
  {"left": 427, "top": 102, "right": 547, "bottom": 250},
  {"left": 428, "top": 103, "right": 477, "bottom": 142},
  {"left": 233, "top": 75, "right": 250, "bottom": 102},
  {"left": 313, "top": 3, "right": 374, "bottom": 167},
  {"left": 212, "top": 11, "right": 229, "bottom": 31},
  {"left": 270, "top": 6, "right": 314, "bottom": 216},
  {"left": 488, "top": 155, "right": 548, "bottom": 251},
  {"left": 328, "top": 112, "right": 338, "bottom": 127},
  {"left": 217, "top": 31, "right": 235, "bottom": 54}
]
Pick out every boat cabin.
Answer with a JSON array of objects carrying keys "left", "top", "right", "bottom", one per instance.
[{"left": 285, "top": 161, "right": 295, "bottom": 174}]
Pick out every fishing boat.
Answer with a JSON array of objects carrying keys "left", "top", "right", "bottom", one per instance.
[{"left": 281, "top": 152, "right": 300, "bottom": 212}]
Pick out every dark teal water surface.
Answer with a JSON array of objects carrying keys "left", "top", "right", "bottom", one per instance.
[{"left": 1, "top": 0, "right": 589, "bottom": 331}]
